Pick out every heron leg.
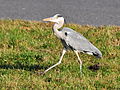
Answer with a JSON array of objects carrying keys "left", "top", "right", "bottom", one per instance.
[
  {"left": 43, "top": 49, "right": 66, "bottom": 74},
  {"left": 74, "top": 51, "right": 82, "bottom": 74}
]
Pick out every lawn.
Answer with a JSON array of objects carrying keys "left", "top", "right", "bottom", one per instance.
[{"left": 0, "top": 19, "right": 120, "bottom": 89}]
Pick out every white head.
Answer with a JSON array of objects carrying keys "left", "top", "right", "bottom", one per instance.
[{"left": 43, "top": 14, "right": 65, "bottom": 29}]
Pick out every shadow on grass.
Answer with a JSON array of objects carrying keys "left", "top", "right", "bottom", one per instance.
[{"left": 0, "top": 64, "right": 48, "bottom": 71}]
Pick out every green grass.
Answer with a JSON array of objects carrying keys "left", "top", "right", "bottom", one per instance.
[{"left": 0, "top": 19, "right": 120, "bottom": 90}]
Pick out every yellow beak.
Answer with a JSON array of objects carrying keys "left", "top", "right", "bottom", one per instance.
[{"left": 42, "top": 17, "right": 52, "bottom": 21}]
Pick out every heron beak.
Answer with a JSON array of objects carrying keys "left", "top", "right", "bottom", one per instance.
[{"left": 42, "top": 17, "right": 52, "bottom": 21}]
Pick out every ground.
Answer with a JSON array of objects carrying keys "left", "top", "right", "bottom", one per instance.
[{"left": 0, "top": 20, "right": 120, "bottom": 89}]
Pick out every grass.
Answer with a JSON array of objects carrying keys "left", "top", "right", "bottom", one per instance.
[{"left": 0, "top": 19, "right": 120, "bottom": 90}]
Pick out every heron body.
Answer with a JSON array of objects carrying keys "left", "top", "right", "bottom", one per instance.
[
  {"left": 60, "top": 27, "right": 102, "bottom": 58},
  {"left": 42, "top": 14, "right": 102, "bottom": 74}
]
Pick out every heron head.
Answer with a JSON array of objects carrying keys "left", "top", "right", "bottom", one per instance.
[{"left": 43, "top": 14, "right": 64, "bottom": 23}]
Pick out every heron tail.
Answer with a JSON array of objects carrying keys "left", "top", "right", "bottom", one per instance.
[
  {"left": 93, "top": 52, "right": 102, "bottom": 58},
  {"left": 83, "top": 50, "right": 102, "bottom": 58},
  {"left": 91, "top": 45, "right": 102, "bottom": 58}
]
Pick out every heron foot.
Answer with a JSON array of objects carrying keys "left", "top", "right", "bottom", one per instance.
[{"left": 36, "top": 71, "right": 45, "bottom": 75}]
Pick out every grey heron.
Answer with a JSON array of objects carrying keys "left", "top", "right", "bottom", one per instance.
[{"left": 42, "top": 14, "right": 102, "bottom": 74}]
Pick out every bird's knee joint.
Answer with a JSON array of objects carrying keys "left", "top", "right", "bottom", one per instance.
[
  {"left": 78, "top": 60, "right": 82, "bottom": 65},
  {"left": 80, "top": 61, "right": 82, "bottom": 65},
  {"left": 58, "top": 61, "right": 61, "bottom": 64}
]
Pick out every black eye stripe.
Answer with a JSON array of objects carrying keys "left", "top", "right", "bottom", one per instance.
[{"left": 57, "top": 15, "right": 63, "bottom": 17}]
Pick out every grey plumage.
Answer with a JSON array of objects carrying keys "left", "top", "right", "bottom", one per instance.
[
  {"left": 60, "top": 27, "right": 102, "bottom": 58},
  {"left": 42, "top": 14, "right": 102, "bottom": 74}
]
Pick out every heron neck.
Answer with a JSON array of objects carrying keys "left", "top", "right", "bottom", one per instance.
[
  {"left": 53, "top": 21, "right": 64, "bottom": 30},
  {"left": 53, "top": 22, "right": 64, "bottom": 38}
]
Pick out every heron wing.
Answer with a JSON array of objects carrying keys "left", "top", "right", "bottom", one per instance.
[{"left": 61, "top": 27, "right": 102, "bottom": 57}]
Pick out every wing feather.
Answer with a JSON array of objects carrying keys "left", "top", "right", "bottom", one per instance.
[{"left": 61, "top": 27, "right": 102, "bottom": 58}]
